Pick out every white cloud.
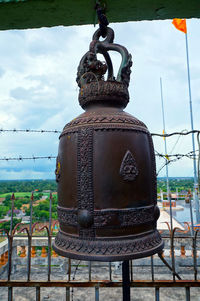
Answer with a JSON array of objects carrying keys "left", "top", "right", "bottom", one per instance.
[
  {"left": 0, "top": 169, "right": 53, "bottom": 180},
  {"left": 0, "top": 19, "right": 199, "bottom": 179}
]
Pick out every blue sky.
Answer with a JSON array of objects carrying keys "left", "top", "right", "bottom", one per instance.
[{"left": 0, "top": 19, "right": 200, "bottom": 179}]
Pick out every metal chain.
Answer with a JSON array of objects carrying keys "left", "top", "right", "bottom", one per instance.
[{"left": 94, "top": 1, "right": 109, "bottom": 37}]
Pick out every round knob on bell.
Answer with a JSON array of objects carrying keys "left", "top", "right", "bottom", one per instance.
[{"left": 78, "top": 209, "right": 94, "bottom": 228}]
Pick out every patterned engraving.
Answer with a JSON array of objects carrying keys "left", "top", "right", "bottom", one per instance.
[
  {"left": 57, "top": 208, "right": 77, "bottom": 226},
  {"left": 78, "top": 81, "right": 129, "bottom": 109},
  {"left": 77, "top": 128, "right": 95, "bottom": 238},
  {"left": 63, "top": 113, "right": 146, "bottom": 132},
  {"left": 57, "top": 205, "right": 155, "bottom": 228},
  {"left": 119, "top": 206, "right": 154, "bottom": 227},
  {"left": 120, "top": 150, "right": 139, "bottom": 181},
  {"left": 55, "top": 230, "right": 162, "bottom": 256}
]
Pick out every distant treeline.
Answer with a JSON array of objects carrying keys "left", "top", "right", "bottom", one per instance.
[
  {"left": 0, "top": 178, "right": 195, "bottom": 194},
  {"left": 0, "top": 180, "right": 57, "bottom": 194},
  {"left": 157, "top": 178, "right": 194, "bottom": 192}
]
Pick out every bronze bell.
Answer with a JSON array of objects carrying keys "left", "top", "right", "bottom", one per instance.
[{"left": 53, "top": 27, "right": 164, "bottom": 261}]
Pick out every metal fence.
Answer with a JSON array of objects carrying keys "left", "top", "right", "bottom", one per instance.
[{"left": 0, "top": 193, "right": 200, "bottom": 301}]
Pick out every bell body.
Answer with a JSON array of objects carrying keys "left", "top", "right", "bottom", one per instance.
[{"left": 53, "top": 81, "right": 164, "bottom": 261}]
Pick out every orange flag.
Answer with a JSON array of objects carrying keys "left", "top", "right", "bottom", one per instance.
[
  {"left": 172, "top": 19, "right": 187, "bottom": 33},
  {"left": 162, "top": 129, "right": 165, "bottom": 141}
]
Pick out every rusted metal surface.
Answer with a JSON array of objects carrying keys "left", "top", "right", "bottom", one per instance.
[
  {"left": 1, "top": 280, "right": 200, "bottom": 288},
  {"left": 53, "top": 26, "right": 163, "bottom": 262}
]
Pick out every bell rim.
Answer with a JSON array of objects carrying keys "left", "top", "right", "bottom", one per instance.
[{"left": 52, "top": 229, "right": 164, "bottom": 262}]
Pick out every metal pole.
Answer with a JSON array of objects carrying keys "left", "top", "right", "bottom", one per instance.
[
  {"left": 95, "top": 286, "right": 100, "bottom": 301},
  {"left": 29, "top": 192, "right": 34, "bottom": 234},
  {"left": 88, "top": 261, "right": 92, "bottom": 281},
  {"left": 27, "top": 192, "right": 33, "bottom": 281},
  {"left": 185, "top": 32, "right": 200, "bottom": 223},
  {"left": 10, "top": 194, "right": 15, "bottom": 236},
  {"left": 66, "top": 287, "right": 70, "bottom": 301},
  {"left": 160, "top": 78, "right": 173, "bottom": 231},
  {"left": 155, "top": 287, "right": 160, "bottom": 301},
  {"left": 185, "top": 287, "right": 190, "bottom": 301},
  {"left": 8, "top": 287, "right": 13, "bottom": 301},
  {"left": 122, "top": 260, "right": 130, "bottom": 301},
  {"left": 36, "top": 287, "right": 40, "bottom": 301},
  {"left": 109, "top": 262, "right": 112, "bottom": 281},
  {"left": 151, "top": 256, "right": 154, "bottom": 281},
  {"left": 48, "top": 192, "right": 52, "bottom": 281},
  {"left": 189, "top": 192, "right": 194, "bottom": 235},
  {"left": 160, "top": 78, "right": 170, "bottom": 202}
]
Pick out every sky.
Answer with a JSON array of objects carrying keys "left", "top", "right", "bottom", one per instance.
[{"left": 0, "top": 18, "right": 200, "bottom": 180}]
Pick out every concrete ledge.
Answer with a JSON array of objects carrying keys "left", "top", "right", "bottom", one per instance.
[{"left": 0, "top": 239, "right": 8, "bottom": 255}]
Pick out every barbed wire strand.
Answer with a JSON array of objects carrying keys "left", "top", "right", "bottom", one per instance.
[
  {"left": 0, "top": 129, "right": 199, "bottom": 179},
  {"left": 0, "top": 150, "right": 198, "bottom": 162},
  {"left": 151, "top": 129, "right": 200, "bottom": 137},
  {"left": 0, "top": 156, "right": 56, "bottom": 161},
  {"left": 0, "top": 128, "right": 200, "bottom": 137},
  {"left": 0, "top": 129, "right": 61, "bottom": 134}
]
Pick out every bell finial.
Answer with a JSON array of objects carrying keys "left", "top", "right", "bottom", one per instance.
[{"left": 76, "top": 27, "right": 132, "bottom": 109}]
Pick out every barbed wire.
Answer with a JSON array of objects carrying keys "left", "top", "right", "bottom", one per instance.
[
  {"left": 0, "top": 128, "right": 200, "bottom": 137},
  {"left": 156, "top": 158, "right": 179, "bottom": 176},
  {"left": 0, "top": 129, "right": 61, "bottom": 134},
  {"left": 0, "top": 156, "right": 56, "bottom": 161},
  {"left": 155, "top": 150, "right": 199, "bottom": 176},
  {"left": 155, "top": 150, "right": 198, "bottom": 160},
  {"left": 0, "top": 129, "right": 199, "bottom": 178},
  {"left": 151, "top": 129, "right": 200, "bottom": 137},
  {"left": 0, "top": 151, "right": 198, "bottom": 162}
]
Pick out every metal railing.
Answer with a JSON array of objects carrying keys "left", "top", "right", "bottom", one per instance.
[{"left": 0, "top": 194, "right": 200, "bottom": 300}]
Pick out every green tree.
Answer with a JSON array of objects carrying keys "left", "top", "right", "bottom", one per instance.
[
  {"left": 0, "top": 218, "right": 21, "bottom": 232},
  {"left": 3, "top": 194, "right": 12, "bottom": 207}
]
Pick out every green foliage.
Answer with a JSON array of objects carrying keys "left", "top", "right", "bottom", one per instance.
[
  {"left": 0, "top": 218, "right": 22, "bottom": 232},
  {"left": 31, "top": 196, "right": 58, "bottom": 222},
  {"left": 2, "top": 194, "right": 12, "bottom": 207},
  {"left": 0, "top": 180, "right": 57, "bottom": 194},
  {"left": 0, "top": 180, "right": 58, "bottom": 221},
  {"left": 0, "top": 205, "right": 9, "bottom": 219},
  {"left": 23, "top": 195, "right": 58, "bottom": 222},
  {"left": 157, "top": 177, "right": 194, "bottom": 192}
]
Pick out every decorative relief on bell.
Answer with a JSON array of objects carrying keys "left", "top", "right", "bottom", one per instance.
[
  {"left": 57, "top": 205, "right": 157, "bottom": 228},
  {"left": 55, "top": 156, "right": 61, "bottom": 183},
  {"left": 120, "top": 150, "right": 139, "bottom": 181}
]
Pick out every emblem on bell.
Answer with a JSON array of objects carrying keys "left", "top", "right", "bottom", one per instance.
[{"left": 53, "top": 27, "right": 164, "bottom": 261}]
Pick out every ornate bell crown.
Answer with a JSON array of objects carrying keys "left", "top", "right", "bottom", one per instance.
[{"left": 76, "top": 27, "right": 132, "bottom": 109}]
